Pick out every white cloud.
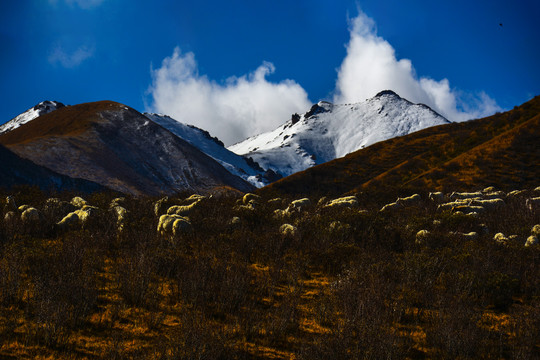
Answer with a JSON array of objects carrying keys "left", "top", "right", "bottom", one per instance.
[
  {"left": 147, "top": 47, "right": 312, "bottom": 146},
  {"left": 48, "top": 45, "right": 94, "bottom": 68},
  {"left": 333, "top": 10, "right": 501, "bottom": 121}
]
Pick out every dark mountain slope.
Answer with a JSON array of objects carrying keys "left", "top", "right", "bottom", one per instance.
[
  {"left": 0, "top": 144, "right": 103, "bottom": 193},
  {"left": 260, "top": 95, "right": 540, "bottom": 198},
  {"left": 0, "top": 101, "right": 254, "bottom": 196}
]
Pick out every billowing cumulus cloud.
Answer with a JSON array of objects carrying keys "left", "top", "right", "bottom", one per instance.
[
  {"left": 48, "top": 44, "right": 94, "bottom": 68},
  {"left": 147, "top": 47, "right": 312, "bottom": 146},
  {"left": 333, "top": 10, "right": 501, "bottom": 121}
]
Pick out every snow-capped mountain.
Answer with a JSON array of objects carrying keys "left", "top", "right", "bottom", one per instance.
[
  {"left": 144, "top": 113, "right": 280, "bottom": 187},
  {"left": 229, "top": 90, "right": 451, "bottom": 177},
  {"left": 0, "top": 100, "right": 64, "bottom": 135}
]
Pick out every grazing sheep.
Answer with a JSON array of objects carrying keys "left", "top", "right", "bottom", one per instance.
[
  {"left": 396, "top": 194, "right": 421, "bottom": 206},
  {"left": 531, "top": 224, "right": 540, "bottom": 237},
  {"left": 154, "top": 196, "right": 170, "bottom": 217},
  {"left": 4, "top": 196, "right": 17, "bottom": 212},
  {"left": 111, "top": 206, "right": 128, "bottom": 231},
  {"left": 157, "top": 214, "right": 192, "bottom": 237},
  {"left": 324, "top": 196, "right": 358, "bottom": 209},
  {"left": 70, "top": 196, "right": 88, "bottom": 208},
  {"left": 415, "top": 230, "right": 431, "bottom": 245},
  {"left": 44, "top": 198, "right": 77, "bottom": 219},
  {"left": 526, "top": 197, "right": 540, "bottom": 211},
  {"left": 167, "top": 200, "right": 201, "bottom": 216},
  {"left": 317, "top": 197, "right": 328, "bottom": 206},
  {"left": 449, "top": 192, "right": 483, "bottom": 200},
  {"left": 525, "top": 235, "right": 538, "bottom": 247},
  {"left": 380, "top": 202, "right": 403, "bottom": 212},
  {"left": 185, "top": 194, "right": 206, "bottom": 202},
  {"left": 109, "top": 197, "right": 126, "bottom": 208},
  {"left": 450, "top": 231, "right": 479, "bottom": 241},
  {"left": 243, "top": 193, "right": 261, "bottom": 205},
  {"left": 534, "top": 186, "right": 540, "bottom": 193},
  {"left": 452, "top": 205, "right": 485, "bottom": 214},
  {"left": 429, "top": 192, "right": 445, "bottom": 203},
  {"left": 280, "top": 223, "right": 298, "bottom": 238},
  {"left": 437, "top": 199, "right": 471, "bottom": 211},
  {"left": 469, "top": 198, "right": 505, "bottom": 210},
  {"left": 4, "top": 211, "right": 16, "bottom": 224},
  {"left": 482, "top": 186, "right": 497, "bottom": 193},
  {"left": 230, "top": 217, "right": 241, "bottom": 226},
  {"left": 493, "top": 233, "right": 508, "bottom": 245},
  {"left": 507, "top": 190, "right": 527, "bottom": 198},
  {"left": 286, "top": 198, "right": 311, "bottom": 213},
  {"left": 21, "top": 207, "right": 40, "bottom": 223},
  {"left": 18, "top": 205, "right": 31, "bottom": 213},
  {"left": 483, "top": 191, "right": 506, "bottom": 199},
  {"left": 56, "top": 212, "right": 80, "bottom": 230}
]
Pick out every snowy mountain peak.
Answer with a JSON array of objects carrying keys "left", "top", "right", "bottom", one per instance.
[
  {"left": 229, "top": 91, "right": 450, "bottom": 177},
  {"left": 374, "top": 89, "right": 401, "bottom": 98},
  {"left": 144, "top": 113, "right": 275, "bottom": 187},
  {"left": 0, "top": 100, "right": 65, "bottom": 135}
]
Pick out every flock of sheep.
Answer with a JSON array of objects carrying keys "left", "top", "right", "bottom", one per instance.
[{"left": 2, "top": 185, "right": 540, "bottom": 248}]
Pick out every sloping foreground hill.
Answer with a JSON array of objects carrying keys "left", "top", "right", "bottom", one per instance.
[
  {"left": 0, "top": 101, "right": 254, "bottom": 196},
  {"left": 261, "top": 95, "right": 540, "bottom": 198},
  {"left": 0, "top": 144, "right": 103, "bottom": 193}
]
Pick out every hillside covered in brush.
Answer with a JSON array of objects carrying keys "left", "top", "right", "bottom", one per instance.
[{"left": 261, "top": 95, "right": 540, "bottom": 199}]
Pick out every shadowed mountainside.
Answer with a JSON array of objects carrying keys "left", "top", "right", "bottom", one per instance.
[
  {"left": 260, "top": 95, "right": 540, "bottom": 198},
  {"left": 0, "top": 101, "right": 254, "bottom": 196},
  {"left": 0, "top": 144, "right": 103, "bottom": 193}
]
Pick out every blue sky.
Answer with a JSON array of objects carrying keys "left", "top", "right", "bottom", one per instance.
[{"left": 1, "top": 0, "right": 539, "bottom": 144}]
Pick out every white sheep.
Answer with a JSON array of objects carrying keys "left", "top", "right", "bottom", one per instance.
[
  {"left": 525, "top": 235, "right": 538, "bottom": 247},
  {"left": 507, "top": 190, "right": 526, "bottom": 198},
  {"left": 230, "top": 217, "right": 241, "bottom": 225},
  {"left": 4, "top": 196, "right": 17, "bottom": 212},
  {"left": 243, "top": 193, "right": 261, "bottom": 205},
  {"left": 482, "top": 186, "right": 497, "bottom": 193},
  {"left": 273, "top": 209, "right": 290, "bottom": 220},
  {"left": 437, "top": 199, "right": 471, "bottom": 211},
  {"left": 493, "top": 233, "right": 508, "bottom": 245},
  {"left": 531, "top": 224, "right": 540, "bottom": 237},
  {"left": 429, "top": 192, "right": 445, "bottom": 203},
  {"left": 415, "top": 230, "right": 431, "bottom": 245},
  {"left": 469, "top": 198, "right": 505, "bottom": 210},
  {"left": 324, "top": 196, "right": 358, "bottom": 209},
  {"left": 21, "top": 207, "right": 40, "bottom": 223},
  {"left": 450, "top": 231, "right": 479, "bottom": 241},
  {"left": 526, "top": 197, "right": 540, "bottom": 211},
  {"left": 18, "top": 205, "right": 31, "bottom": 213},
  {"left": 286, "top": 198, "right": 311, "bottom": 213},
  {"left": 396, "top": 194, "right": 421, "bottom": 206},
  {"left": 157, "top": 214, "right": 192, "bottom": 237},
  {"left": 70, "top": 196, "right": 88, "bottom": 208},
  {"left": 449, "top": 192, "right": 483, "bottom": 200},
  {"left": 111, "top": 205, "right": 128, "bottom": 232},
  {"left": 452, "top": 205, "right": 485, "bottom": 214},
  {"left": 56, "top": 212, "right": 80, "bottom": 230},
  {"left": 380, "top": 202, "right": 403, "bottom": 212},
  {"left": 109, "top": 197, "right": 126, "bottom": 208},
  {"left": 185, "top": 194, "right": 206, "bottom": 202},
  {"left": 44, "top": 198, "right": 77, "bottom": 219},
  {"left": 154, "top": 196, "right": 170, "bottom": 216},
  {"left": 4, "top": 211, "right": 16, "bottom": 224},
  {"left": 167, "top": 200, "right": 200, "bottom": 216},
  {"left": 280, "top": 223, "right": 298, "bottom": 238}
]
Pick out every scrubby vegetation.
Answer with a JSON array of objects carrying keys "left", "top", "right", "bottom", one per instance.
[{"left": 0, "top": 185, "right": 539, "bottom": 359}]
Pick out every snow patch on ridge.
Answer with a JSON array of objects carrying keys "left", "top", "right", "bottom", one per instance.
[{"left": 0, "top": 101, "right": 65, "bottom": 135}]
